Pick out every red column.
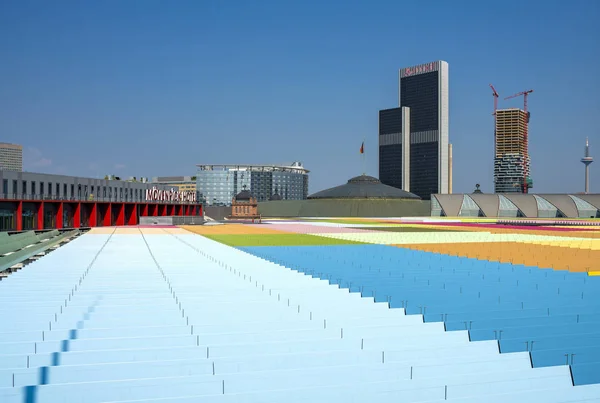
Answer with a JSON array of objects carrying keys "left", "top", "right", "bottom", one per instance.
[
  {"left": 127, "top": 204, "right": 137, "bottom": 225},
  {"left": 74, "top": 203, "right": 81, "bottom": 228},
  {"left": 116, "top": 203, "right": 125, "bottom": 226},
  {"left": 199, "top": 204, "right": 203, "bottom": 216},
  {"left": 89, "top": 203, "right": 97, "bottom": 227},
  {"left": 152, "top": 204, "right": 158, "bottom": 216},
  {"left": 16, "top": 201, "right": 23, "bottom": 231},
  {"left": 161, "top": 205, "right": 167, "bottom": 216},
  {"left": 103, "top": 204, "right": 112, "bottom": 226},
  {"left": 141, "top": 204, "right": 148, "bottom": 217},
  {"left": 57, "top": 202, "right": 64, "bottom": 229},
  {"left": 37, "top": 202, "right": 44, "bottom": 230}
]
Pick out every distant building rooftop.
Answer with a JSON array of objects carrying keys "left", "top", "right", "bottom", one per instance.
[
  {"left": 308, "top": 175, "right": 421, "bottom": 200},
  {"left": 197, "top": 163, "right": 309, "bottom": 174}
]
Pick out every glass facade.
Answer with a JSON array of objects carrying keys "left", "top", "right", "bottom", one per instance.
[
  {"left": 197, "top": 165, "right": 309, "bottom": 206},
  {"left": 378, "top": 108, "right": 403, "bottom": 191},
  {"left": 410, "top": 142, "right": 438, "bottom": 200},
  {"left": 379, "top": 64, "right": 447, "bottom": 201},
  {"left": 400, "top": 72, "right": 439, "bottom": 133}
]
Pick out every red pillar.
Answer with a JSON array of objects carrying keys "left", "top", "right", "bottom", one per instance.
[
  {"left": 37, "top": 202, "right": 44, "bottom": 230},
  {"left": 16, "top": 201, "right": 23, "bottom": 231},
  {"left": 142, "top": 204, "right": 148, "bottom": 217},
  {"left": 89, "top": 203, "right": 98, "bottom": 227},
  {"left": 199, "top": 204, "right": 203, "bottom": 216},
  {"left": 74, "top": 203, "right": 81, "bottom": 228},
  {"left": 161, "top": 205, "right": 167, "bottom": 216},
  {"left": 103, "top": 204, "right": 112, "bottom": 226},
  {"left": 152, "top": 204, "right": 159, "bottom": 216},
  {"left": 127, "top": 204, "right": 137, "bottom": 225},
  {"left": 57, "top": 202, "right": 64, "bottom": 229},
  {"left": 116, "top": 203, "right": 125, "bottom": 226}
]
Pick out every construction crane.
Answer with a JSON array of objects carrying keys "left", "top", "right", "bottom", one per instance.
[
  {"left": 490, "top": 84, "right": 500, "bottom": 179},
  {"left": 489, "top": 84, "right": 499, "bottom": 117},
  {"left": 504, "top": 89, "right": 534, "bottom": 193}
]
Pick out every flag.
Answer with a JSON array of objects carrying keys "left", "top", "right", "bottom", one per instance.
[{"left": 360, "top": 142, "right": 364, "bottom": 154}]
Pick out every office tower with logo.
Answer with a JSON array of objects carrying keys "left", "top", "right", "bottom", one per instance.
[{"left": 378, "top": 61, "right": 449, "bottom": 200}]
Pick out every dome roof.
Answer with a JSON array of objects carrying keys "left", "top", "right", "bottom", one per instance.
[
  {"left": 269, "top": 193, "right": 283, "bottom": 201},
  {"left": 308, "top": 174, "right": 420, "bottom": 200},
  {"left": 235, "top": 190, "right": 253, "bottom": 201}
]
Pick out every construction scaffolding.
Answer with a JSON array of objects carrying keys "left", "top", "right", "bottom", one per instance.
[{"left": 494, "top": 108, "right": 532, "bottom": 192}]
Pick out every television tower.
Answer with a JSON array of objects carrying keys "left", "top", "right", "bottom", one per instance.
[{"left": 581, "top": 137, "right": 593, "bottom": 193}]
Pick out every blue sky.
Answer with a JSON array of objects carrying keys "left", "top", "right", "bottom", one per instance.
[{"left": 1, "top": 0, "right": 598, "bottom": 194}]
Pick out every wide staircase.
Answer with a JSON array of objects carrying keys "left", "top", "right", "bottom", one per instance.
[
  {"left": 242, "top": 244, "right": 600, "bottom": 388},
  {"left": 1, "top": 231, "right": 599, "bottom": 402}
]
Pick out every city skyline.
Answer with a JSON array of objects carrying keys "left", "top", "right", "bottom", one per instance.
[{"left": 1, "top": 1, "right": 598, "bottom": 195}]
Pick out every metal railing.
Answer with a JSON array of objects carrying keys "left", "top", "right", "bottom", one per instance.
[
  {"left": 0, "top": 194, "right": 199, "bottom": 205},
  {"left": 139, "top": 216, "right": 205, "bottom": 226}
]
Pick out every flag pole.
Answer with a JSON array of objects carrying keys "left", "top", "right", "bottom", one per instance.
[{"left": 362, "top": 138, "right": 366, "bottom": 175}]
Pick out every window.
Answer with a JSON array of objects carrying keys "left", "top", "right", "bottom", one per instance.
[
  {"left": 40, "top": 182, "right": 45, "bottom": 196},
  {"left": 56, "top": 183, "right": 59, "bottom": 197},
  {"left": 458, "top": 195, "right": 483, "bottom": 217},
  {"left": 103, "top": 186, "right": 106, "bottom": 197},
  {"left": 431, "top": 195, "right": 444, "bottom": 216},
  {"left": 23, "top": 181, "right": 27, "bottom": 197},
  {"left": 2, "top": 179, "right": 7, "bottom": 196},
  {"left": 48, "top": 183, "right": 52, "bottom": 196},
  {"left": 569, "top": 195, "right": 599, "bottom": 218},
  {"left": 498, "top": 195, "right": 522, "bottom": 217},
  {"left": 13, "top": 180, "right": 17, "bottom": 197},
  {"left": 63, "top": 184, "right": 67, "bottom": 199},
  {"left": 78, "top": 185, "right": 81, "bottom": 199},
  {"left": 32, "top": 182, "right": 36, "bottom": 196},
  {"left": 70, "top": 184, "right": 74, "bottom": 199},
  {"left": 135, "top": 189, "right": 138, "bottom": 200},
  {"left": 533, "top": 195, "right": 563, "bottom": 218}
]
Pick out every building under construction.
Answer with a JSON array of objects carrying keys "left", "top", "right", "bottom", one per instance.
[{"left": 493, "top": 108, "right": 533, "bottom": 193}]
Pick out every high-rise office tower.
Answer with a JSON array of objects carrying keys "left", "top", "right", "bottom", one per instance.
[
  {"left": 378, "top": 60, "right": 449, "bottom": 200},
  {"left": 493, "top": 109, "right": 532, "bottom": 193},
  {"left": 0, "top": 143, "right": 23, "bottom": 172}
]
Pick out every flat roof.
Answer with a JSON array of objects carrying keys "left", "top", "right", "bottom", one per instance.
[{"left": 197, "top": 164, "right": 309, "bottom": 173}]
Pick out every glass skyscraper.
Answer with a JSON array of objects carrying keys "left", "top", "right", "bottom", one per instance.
[
  {"left": 378, "top": 60, "right": 450, "bottom": 200},
  {"left": 196, "top": 163, "right": 309, "bottom": 206}
]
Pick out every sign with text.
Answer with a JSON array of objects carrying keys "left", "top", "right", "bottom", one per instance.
[
  {"left": 145, "top": 186, "right": 197, "bottom": 203},
  {"left": 400, "top": 61, "right": 439, "bottom": 78}
]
